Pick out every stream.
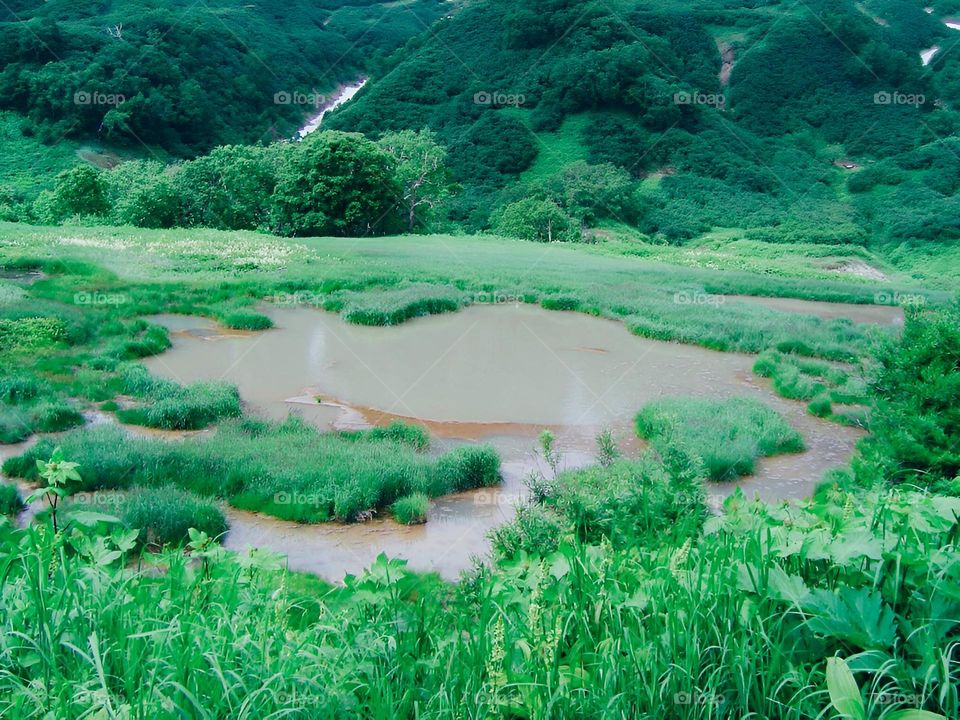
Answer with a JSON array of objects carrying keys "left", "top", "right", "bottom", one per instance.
[{"left": 295, "top": 78, "right": 368, "bottom": 139}]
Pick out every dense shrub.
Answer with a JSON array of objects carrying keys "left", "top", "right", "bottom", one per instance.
[{"left": 858, "top": 304, "right": 960, "bottom": 490}]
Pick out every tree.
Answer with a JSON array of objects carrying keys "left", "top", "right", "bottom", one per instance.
[
  {"left": 270, "top": 132, "right": 400, "bottom": 237},
  {"left": 543, "top": 161, "right": 638, "bottom": 224},
  {"left": 38, "top": 165, "right": 109, "bottom": 222},
  {"left": 491, "top": 197, "right": 580, "bottom": 243},
  {"left": 102, "top": 160, "right": 178, "bottom": 228},
  {"left": 377, "top": 129, "right": 454, "bottom": 232},
  {"left": 173, "top": 145, "right": 279, "bottom": 231}
]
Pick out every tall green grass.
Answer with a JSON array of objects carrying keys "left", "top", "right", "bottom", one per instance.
[
  {"left": 0, "top": 483, "right": 954, "bottom": 718},
  {"left": 119, "top": 487, "right": 228, "bottom": 547},
  {"left": 4, "top": 419, "right": 501, "bottom": 523},
  {"left": 635, "top": 396, "right": 805, "bottom": 481}
]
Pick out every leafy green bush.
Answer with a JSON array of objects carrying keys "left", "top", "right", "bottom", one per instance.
[
  {"left": 636, "top": 397, "right": 805, "bottom": 481},
  {"left": 490, "top": 198, "right": 580, "bottom": 243},
  {"left": 121, "top": 487, "right": 227, "bottom": 547},
  {"left": 858, "top": 304, "right": 960, "bottom": 490},
  {"left": 391, "top": 493, "right": 429, "bottom": 525}
]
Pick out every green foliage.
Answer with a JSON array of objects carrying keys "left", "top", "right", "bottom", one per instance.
[
  {"left": 353, "top": 421, "right": 430, "bottom": 452},
  {"left": 172, "top": 145, "right": 280, "bottom": 231},
  {"left": 34, "top": 166, "right": 110, "bottom": 223},
  {"left": 808, "top": 393, "right": 834, "bottom": 419},
  {"left": 753, "top": 350, "right": 869, "bottom": 413},
  {"left": 434, "top": 445, "right": 502, "bottom": 493},
  {"left": 859, "top": 304, "right": 960, "bottom": 490},
  {"left": 390, "top": 493, "right": 429, "bottom": 525},
  {"left": 219, "top": 311, "right": 273, "bottom": 331},
  {"left": 636, "top": 396, "right": 805, "bottom": 481},
  {"left": 1, "top": 478, "right": 955, "bottom": 717},
  {"left": 30, "top": 399, "right": 84, "bottom": 433},
  {"left": 378, "top": 129, "right": 455, "bottom": 232},
  {"left": 0, "top": 374, "right": 48, "bottom": 404},
  {"left": 337, "top": 283, "right": 465, "bottom": 326},
  {"left": 121, "top": 487, "right": 227, "bottom": 547}
]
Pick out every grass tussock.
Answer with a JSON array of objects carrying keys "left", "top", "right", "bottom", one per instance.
[
  {"left": 635, "top": 396, "right": 805, "bottom": 481},
  {"left": 120, "top": 487, "right": 228, "bottom": 547},
  {"left": 115, "top": 365, "right": 241, "bottom": 430},
  {"left": 0, "top": 484, "right": 23, "bottom": 516},
  {"left": 390, "top": 493, "right": 430, "bottom": 525},
  {"left": 334, "top": 283, "right": 466, "bottom": 326}
]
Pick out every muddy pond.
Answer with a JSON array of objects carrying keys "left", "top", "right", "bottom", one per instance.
[{"left": 132, "top": 302, "right": 873, "bottom": 580}]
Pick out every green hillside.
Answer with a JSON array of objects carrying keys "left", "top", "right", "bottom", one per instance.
[{"left": 326, "top": 0, "right": 960, "bottom": 246}]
